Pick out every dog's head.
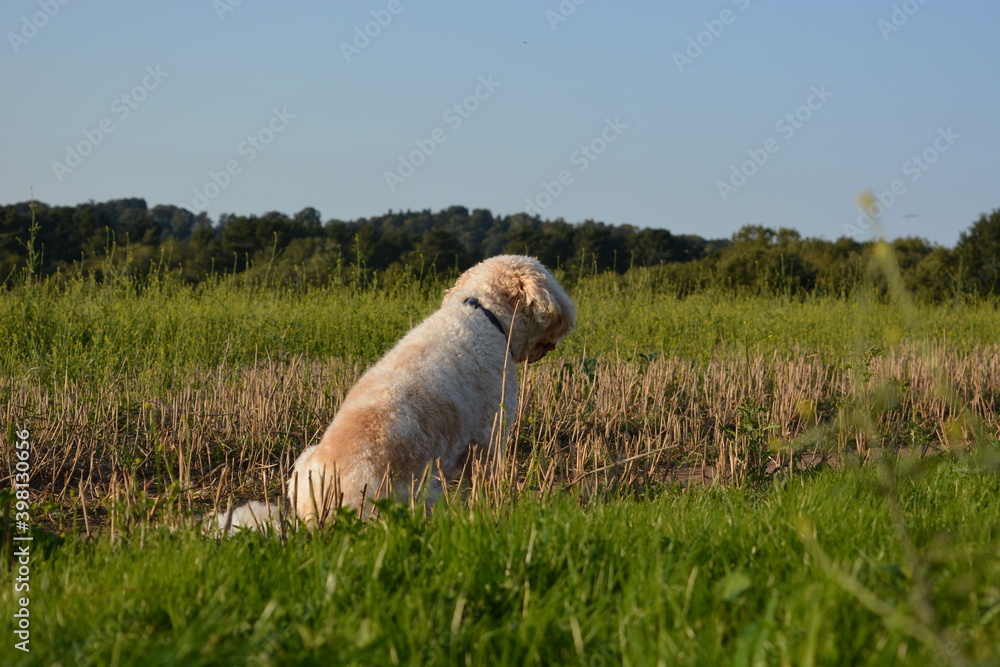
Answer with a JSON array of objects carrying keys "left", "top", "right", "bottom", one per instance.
[{"left": 445, "top": 255, "right": 575, "bottom": 363}]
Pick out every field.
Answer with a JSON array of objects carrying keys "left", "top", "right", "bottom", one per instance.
[{"left": 2, "top": 265, "right": 1000, "bottom": 665}]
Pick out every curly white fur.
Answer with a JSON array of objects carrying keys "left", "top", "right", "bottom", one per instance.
[{"left": 212, "top": 255, "right": 574, "bottom": 532}]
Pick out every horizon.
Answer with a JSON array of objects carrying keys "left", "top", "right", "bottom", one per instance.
[
  {"left": 6, "top": 195, "right": 992, "bottom": 250},
  {"left": 3, "top": 1, "right": 998, "bottom": 248}
]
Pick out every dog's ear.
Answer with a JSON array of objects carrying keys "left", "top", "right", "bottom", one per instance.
[
  {"left": 514, "top": 271, "right": 544, "bottom": 311},
  {"left": 504, "top": 266, "right": 576, "bottom": 339},
  {"left": 489, "top": 268, "right": 533, "bottom": 312}
]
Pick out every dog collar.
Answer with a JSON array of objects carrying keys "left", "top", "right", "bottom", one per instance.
[{"left": 464, "top": 297, "right": 508, "bottom": 340}]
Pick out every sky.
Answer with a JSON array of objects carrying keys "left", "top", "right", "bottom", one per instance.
[{"left": 2, "top": 0, "right": 997, "bottom": 248}]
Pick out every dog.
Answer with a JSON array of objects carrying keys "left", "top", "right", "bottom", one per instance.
[{"left": 211, "top": 255, "right": 574, "bottom": 533}]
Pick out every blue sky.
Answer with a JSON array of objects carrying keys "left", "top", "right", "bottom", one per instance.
[{"left": 2, "top": 0, "right": 997, "bottom": 247}]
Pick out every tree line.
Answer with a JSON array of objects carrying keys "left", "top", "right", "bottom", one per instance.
[{"left": 1, "top": 198, "right": 998, "bottom": 299}]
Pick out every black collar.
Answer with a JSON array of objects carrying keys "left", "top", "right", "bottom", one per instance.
[{"left": 464, "top": 297, "right": 508, "bottom": 340}]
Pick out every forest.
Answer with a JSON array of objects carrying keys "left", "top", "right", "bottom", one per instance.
[{"left": 1, "top": 197, "right": 998, "bottom": 299}]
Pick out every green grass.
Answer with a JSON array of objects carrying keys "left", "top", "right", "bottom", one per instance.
[
  {"left": 3, "top": 264, "right": 1000, "bottom": 665},
  {"left": 4, "top": 271, "right": 1000, "bottom": 387},
  {"left": 2, "top": 457, "right": 997, "bottom": 665}
]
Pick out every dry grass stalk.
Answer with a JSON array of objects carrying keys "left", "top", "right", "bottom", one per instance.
[{"left": 3, "top": 342, "right": 998, "bottom": 530}]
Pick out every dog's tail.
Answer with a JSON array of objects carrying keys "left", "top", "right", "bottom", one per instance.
[{"left": 204, "top": 500, "right": 282, "bottom": 537}]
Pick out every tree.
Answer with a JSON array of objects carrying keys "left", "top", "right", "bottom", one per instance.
[
  {"left": 955, "top": 209, "right": 1000, "bottom": 295},
  {"left": 714, "top": 225, "right": 817, "bottom": 293},
  {"left": 404, "top": 230, "right": 469, "bottom": 274},
  {"left": 293, "top": 207, "right": 322, "bottom": 232}
]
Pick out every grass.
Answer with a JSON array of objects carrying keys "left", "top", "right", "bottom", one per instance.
[
  {"left": 2, "top": 258, "right": 1000, "bottom": 665},
  {"left": 4, "top": 271, "right": 1000, "bottom": 386},
  {"left": 2, "top": 457, "right": 997, "bottom": 665},
  {"left": 4, "top": 273, "right": 1000, "bottom": 520}
]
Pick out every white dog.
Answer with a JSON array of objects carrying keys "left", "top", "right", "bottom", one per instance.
[{"left": 212, "top": 255, "right": 574, "bottom": 533}]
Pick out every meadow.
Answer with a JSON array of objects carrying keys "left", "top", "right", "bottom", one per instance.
[{"left": 1, "top": 261, "right": 999, "bottom": 665}]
